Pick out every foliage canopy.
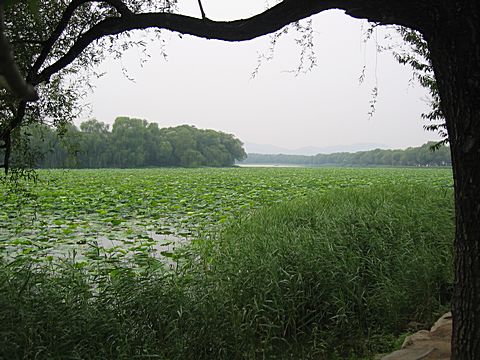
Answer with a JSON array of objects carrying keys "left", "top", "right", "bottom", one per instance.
[{"left": 14, "top": 117, "right": 246, "bottom": 168}]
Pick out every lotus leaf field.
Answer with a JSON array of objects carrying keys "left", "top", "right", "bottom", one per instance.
[
  {"left": 1, "top": 167, "right": 452, "bottom": 268},
  {"left": 0, "top": 167, "right": 456, "bottom": 359}
]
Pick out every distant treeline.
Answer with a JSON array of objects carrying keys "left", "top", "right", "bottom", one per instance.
[
  {"left": 242, "top": 142, "right": 451, "bottom": 167},
  {"left": 13, "top": 117, "right": 247, "bottom": 168}
]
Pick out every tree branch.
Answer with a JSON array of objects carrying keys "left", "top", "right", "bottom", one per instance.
[
  {"left": 35, "top": 0, "right": 343, "bottom": 83},
  {"left": 104, "top": 0, "right": 134, "bottom": 17},
  {"left": 197, "top": 0, "right": 207, "bottom": 20},
  {"left": 29, "top": 0, "right": 133, "bottom": 79},
  {"left": 29, "top": 0, "right": 133, "bottom": 80},
  {"left": 35, "top": 0, "right": 431, "bottom": 85}
]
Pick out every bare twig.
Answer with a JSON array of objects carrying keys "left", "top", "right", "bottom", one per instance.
[{"left": 197, "top": 0, "right": 207, "bottom": 19}]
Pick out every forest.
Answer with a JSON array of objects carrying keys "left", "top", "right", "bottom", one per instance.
[
  {"left": 14, "top": 118, "right": 451, "bottom": 169},
  {"left": 11, "top": 117, "right": 247, "bottom": 168},
  {"left": 242, "top": 142, "right": 451, "bottom": 167}
]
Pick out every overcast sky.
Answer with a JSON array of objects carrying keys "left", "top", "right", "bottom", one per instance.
[{"left": 79, "top": 1, "right": 439, "bottom": 152}]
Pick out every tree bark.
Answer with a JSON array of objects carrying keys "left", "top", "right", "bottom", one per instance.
[
  {"left": 0, "top": 5, "right": 38, "bottom": 100},
  {"left": 426, "top": 2, "right": 480, "bottom": 358}
]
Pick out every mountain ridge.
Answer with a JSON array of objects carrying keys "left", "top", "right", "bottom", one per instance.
[{"left": 244, "top": 142, "right": 391, "bottom": 156}]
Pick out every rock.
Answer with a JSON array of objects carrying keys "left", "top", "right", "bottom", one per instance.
[
  {"left": 401, "top": 330, "right": 432, "bottom": 347},
  {"left": 430, "top": 312, "right": 452, "bottom": 338},
  {"left": 381, "top": 312, "right": 452, "bottom": 360}
]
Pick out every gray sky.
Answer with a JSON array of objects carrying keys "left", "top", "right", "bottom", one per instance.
[{"left": 79, "top": 1, "right": 439, "bottom": 152}]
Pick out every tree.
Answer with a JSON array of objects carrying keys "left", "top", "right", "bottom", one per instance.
[
  {"left": 243, "top": 143, "right": 451, "bottom": 167},
  {"left": 110, "top": 116, "right": 148, "bottom": 167},
  {"left": 79, "top": 119, "right": 111, "bottom": 167},
  {"left": 18, "top": 118, "right": 246, "bottom": 168},
  {"left": 0, "top": 0, "right": 175, "bottom": 171},
  {"left": 0, "top": 0, "right": 479, "bottom": 357}
]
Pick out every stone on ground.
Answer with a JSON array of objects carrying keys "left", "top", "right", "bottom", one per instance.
[{"left": 381, "top": 312, "right": 452, "bottom": 360}]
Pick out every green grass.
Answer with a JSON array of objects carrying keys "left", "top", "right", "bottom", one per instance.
[
  {"left": 0, "top": 173, "right": 454, "bottom": 359},
  {"left": 191, "top": 185, "right": 453, "bottom": 357}
]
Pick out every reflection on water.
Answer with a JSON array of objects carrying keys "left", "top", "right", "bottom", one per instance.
[
  {"left": 100, "top": 232, "right": 186, "bottom": 253},
  {"left": 1, "top": 222, "right": 192, "bottom": 269},
  {"left": 237, "top": 164, "right": 303, "bottom": 168}
]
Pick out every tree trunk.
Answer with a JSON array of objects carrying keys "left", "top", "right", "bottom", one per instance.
[{"left": 427, "top": 3, "right": 480, "bottom": 358}]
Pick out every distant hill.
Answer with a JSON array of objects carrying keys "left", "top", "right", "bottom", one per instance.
[{"left": 244, "top": 142, "right": 390, "bottom": 156}]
